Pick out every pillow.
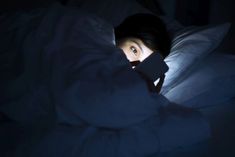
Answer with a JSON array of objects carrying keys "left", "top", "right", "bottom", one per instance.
[
  {"left": 160, "top": 23, "right": 231, "bottom": 95},
  {"left": 163, "top": 53, "right": 235, "bottom": 108}
]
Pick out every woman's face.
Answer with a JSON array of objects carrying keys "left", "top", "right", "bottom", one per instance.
[{"left": 117, "top": 38, "right": 154, "bottom": 62}]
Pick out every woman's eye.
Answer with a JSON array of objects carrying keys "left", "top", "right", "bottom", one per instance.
[{"left": 130, "top": 46, "right": 138, "bottom": 55}]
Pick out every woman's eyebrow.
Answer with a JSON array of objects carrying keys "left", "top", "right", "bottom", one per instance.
[{"left": 130, "top": 39, "right": 143, "bottom": 53}]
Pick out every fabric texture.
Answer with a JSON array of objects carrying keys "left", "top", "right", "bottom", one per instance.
[
  {"left": 0, "top": 3, "right": 211, "bottom": 157},
  {"left": 161, "top": 23, "right": 231, "bottom": 95},
  {"left": 164, "top": 53, "right": 235, "bottom": 108}
]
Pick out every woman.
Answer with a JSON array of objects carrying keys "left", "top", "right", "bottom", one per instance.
[
  {"left": 115, "top": 13, "right": 171, "bottom": 61},
  {"left": 115, "top": 13, "right": 171, "bottom": 93}
]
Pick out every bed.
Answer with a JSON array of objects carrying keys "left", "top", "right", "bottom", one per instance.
[{"left": 0, "top": 0, "right": 235, "bottom": 157}]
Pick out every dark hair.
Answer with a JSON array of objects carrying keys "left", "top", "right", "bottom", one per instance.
[{"left": 115, "top": 13, "right": 171, "bottom": 58}]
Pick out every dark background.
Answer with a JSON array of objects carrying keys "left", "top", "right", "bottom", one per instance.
[
  {"left": 139, "top": 0, "right": 235, "bottom": 54},
  {"left": 0, "top": 0, "right": 234, "bottom": 53},
  {"left": 0, "top": 1, "right": 234, "bottom": 156}
]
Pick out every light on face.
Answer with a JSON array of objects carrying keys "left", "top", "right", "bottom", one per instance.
[{"left": 117, "top": 38, "right": 154, "bottom": 62}]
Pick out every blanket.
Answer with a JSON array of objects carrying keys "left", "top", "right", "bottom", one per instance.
[{"left": 0, "top": 4, "right": 210, "bottom": 157}]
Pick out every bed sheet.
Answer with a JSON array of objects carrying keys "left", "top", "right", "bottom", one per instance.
[{"left": 0, "top": 3, "right": 212, "bottom": 157}]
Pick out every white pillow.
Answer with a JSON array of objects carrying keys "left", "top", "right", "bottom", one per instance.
[
  {"left": 163, "top": 53, "right": 235, "bottom": 108},
  {"left": 161, "top": 23, "right": 231, "bottom": 95}
]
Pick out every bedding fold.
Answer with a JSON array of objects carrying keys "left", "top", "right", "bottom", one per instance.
[{"left": 0, "top": 3, "right": 210, "bottom": 157}]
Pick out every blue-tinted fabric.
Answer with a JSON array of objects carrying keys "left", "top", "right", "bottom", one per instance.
[{"left": 0, "top": 3, "right": 210, "bottom": 157}]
